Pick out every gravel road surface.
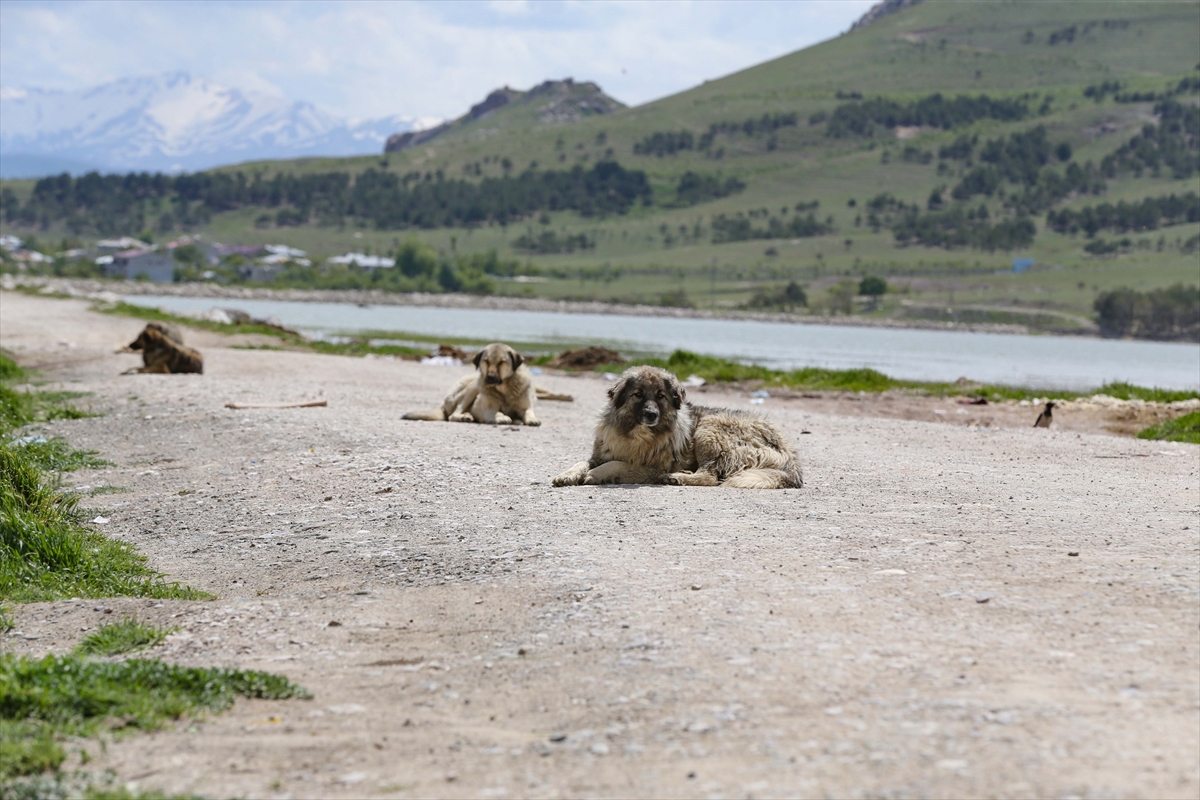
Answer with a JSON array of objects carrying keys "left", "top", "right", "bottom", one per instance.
[{"left": 2, "top": 292, "right": 1198, "bottom": 799}]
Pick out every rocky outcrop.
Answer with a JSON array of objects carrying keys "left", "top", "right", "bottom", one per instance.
[
  {"left": 850, "top": 0, "right": 924, "bottom": 30},
  {"left": 383, "top": 79, "right": 623, "bottom": 153},
  {"left": 384, "top": 123, "right": 451, "bottom": 153}
]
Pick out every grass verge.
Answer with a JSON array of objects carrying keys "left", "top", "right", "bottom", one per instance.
[
  {"left": 1, "top": 353, "right": 207, "bottom": 603},
  {"left": 73, "top": 618, "right": 175, "bottom": 657},
  {"left": 1137, "top": 411, "right": 1200, "bottom": 444},
  {"left": 0, "top": 653, "right": 311, "bottom": 780}
]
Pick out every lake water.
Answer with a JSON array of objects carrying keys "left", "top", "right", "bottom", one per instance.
[{"left": 126, "top": 295, "right": 1200, "bottom": 391}]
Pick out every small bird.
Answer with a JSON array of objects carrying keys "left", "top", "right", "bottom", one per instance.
[{"left": 1033, "top": 401, "right": 1055, "bottom": 428}]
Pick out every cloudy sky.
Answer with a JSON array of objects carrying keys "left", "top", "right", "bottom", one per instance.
[{"left": 0, "top": 0, "right": 873, "bottom": 120}]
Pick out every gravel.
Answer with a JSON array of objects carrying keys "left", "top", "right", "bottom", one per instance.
[{"left": 3, "top": 291, "right": 1198, "bottom": 800}]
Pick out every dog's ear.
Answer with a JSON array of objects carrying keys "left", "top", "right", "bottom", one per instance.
[
  {"left": 607, "top": 374, "right": 631, "bottom": 407},
  {"left": 665, "top": 374, "right": 685, "bottom": 409},
  {"left": 473, "top": 350, "right": 484, "bottom": 369},
  {"left": 509, "top": 349, "right": 523, "bottom": 371}
]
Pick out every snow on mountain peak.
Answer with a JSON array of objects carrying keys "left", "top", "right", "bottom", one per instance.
[{"left": 0, "top": 71, "right": 434, "bottom": 177}]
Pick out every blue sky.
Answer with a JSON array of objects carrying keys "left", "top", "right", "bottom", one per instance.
[{"left": 0, "top": 0, "right": 874, "bottom": 120}]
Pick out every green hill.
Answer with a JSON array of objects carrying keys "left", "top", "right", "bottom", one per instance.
[{"left": 2, "top": 0, "right": 1198, "bottom": 336}]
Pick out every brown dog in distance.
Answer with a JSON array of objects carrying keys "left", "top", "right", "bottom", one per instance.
[
  {"left": 122, "top": 324, "right": 203, "bottom": 374},
  {"left": 553, "top": 365, "right": 802, "bottom": 489}
]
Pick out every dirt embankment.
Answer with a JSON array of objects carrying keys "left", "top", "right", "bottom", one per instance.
[{"left": 2, "top": 291, "right": 1197, "bottom": 800}]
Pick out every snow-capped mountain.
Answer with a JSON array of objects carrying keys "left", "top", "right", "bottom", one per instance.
[{"left": 0, "top": 72, "right": 440, "bottom": 178}]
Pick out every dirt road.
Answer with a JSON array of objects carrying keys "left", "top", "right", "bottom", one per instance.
[{"left": 3, "top": 292, "right": 1198, "bottom": 799}]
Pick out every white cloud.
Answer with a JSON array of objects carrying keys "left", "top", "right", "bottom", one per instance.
[{"left": 0, "top": 0, "right": 873, "bottom": 120}]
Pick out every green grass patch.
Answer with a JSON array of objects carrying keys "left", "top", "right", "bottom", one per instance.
[
  {"left": 1137, "top": 411, "right": 1200, "bottom": 444},
  {"left": 0, "top": 653, "right": 311, "bottom": 780},
  {"left": 8, "top": 438, "right": 109, "bottom": 473},
  {"left": 73, "top": 618, "right": 175, "bottom": 657},
  {"left": 0, "top": 443, "right": 208, "bottom": 603},
  {"left": 84, "top": 486, "right": 127, "bottom": 497},
  {"left": 0, "top": 352, "right": 207, "bottom": 604}
]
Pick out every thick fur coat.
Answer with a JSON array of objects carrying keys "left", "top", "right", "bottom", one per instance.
[
  {"left": 403, "top": 343, "right": 540, "bottom": 426},
  {"left": 553, "top": 365, "right": 802, "bottom": 489}
]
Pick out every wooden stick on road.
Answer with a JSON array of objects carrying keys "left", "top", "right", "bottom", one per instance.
[{"left": 224, "top": 400, "right": 328, "bottom": 410}]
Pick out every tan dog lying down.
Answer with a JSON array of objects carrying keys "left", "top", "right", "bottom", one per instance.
[
  {"left": 403, "top": 343, "right": 540, "bottom": 425},
  {"left": 122, "top": 324, "right": 203, "bottom": 374},
  {"left": 553, "top": 365, "right": 802, "bottom": 489}
]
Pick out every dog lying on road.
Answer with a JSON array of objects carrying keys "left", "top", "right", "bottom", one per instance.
[
  {"left": 121, "top": 324, "right": 203, "bottom": 374},
  {"left": 403, "top": 342, "right": 540, "bottom": 425},
  {"left": 553, "top": 365, "right": 802, "bottom": 489}
]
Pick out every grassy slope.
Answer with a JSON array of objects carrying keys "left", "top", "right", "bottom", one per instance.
[{"left": 4, "top": 1, "right": 1199, "bottom": 317}]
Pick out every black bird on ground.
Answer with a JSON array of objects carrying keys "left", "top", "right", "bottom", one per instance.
[{"left": 1033, "top": 401, "right": 1056, "bottom": 428}]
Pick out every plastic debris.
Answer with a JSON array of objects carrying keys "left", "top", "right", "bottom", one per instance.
[
  {"left": 12, "top": 435, "right": 48, "bottom": 446},
  {"left": 683, "top": 375, "right": 706, "bottom": 387},
  {"left": 419, "top": 356, "right": 462, "bottom": 366},
  {"left": 750, "top": 390, "right": 770, "bottom": 398}
]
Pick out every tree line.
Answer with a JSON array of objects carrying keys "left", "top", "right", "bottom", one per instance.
[
  {"left": 1094, "top": 284, "right": 1200, "bottom": 341},
  {"left": 821, "top": 93, "right": 1031, "bottom": 138},
  {"left": 1100, "top": 100, "right": 1200, "bottom": 181},
  {"left": 1046, "top": 192, "right": 1200, "bottom": 236},
  {"left": 1, "top": 162, "right": 655, "bottom": 235},
  {"left": 1083, "top": 75, "right": 1200, "bottom": 104},
  {"left": 710, "top": 212, "right": 831, "bottom": 244},
  {"left": 891, "top": 206, "right": 1037, "bottom": 251},
  {"left": 631, "top": 113, "right": 798, "bottom": 157}
]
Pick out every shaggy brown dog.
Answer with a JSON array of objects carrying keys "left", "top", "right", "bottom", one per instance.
[
  {"left": 403, "top": 342, "right": 540, "bottom": 425},
  {"left": 123, "top": 325, "right": 203, "bottom": 374},
  {"left": 552, "top": 365, "right": 802, "bottom": 489}
]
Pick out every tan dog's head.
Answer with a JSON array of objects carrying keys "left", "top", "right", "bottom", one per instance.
[
  {"left": 607, "top": 366, "right": 686, "bottom": 432},
  {"left": 473, "top": 343, "right": 523, "bottom": 386}
]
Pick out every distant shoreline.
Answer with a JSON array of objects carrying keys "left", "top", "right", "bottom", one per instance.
[{"left": 5, "top": 275, "right": 1069, "bottom": 338}]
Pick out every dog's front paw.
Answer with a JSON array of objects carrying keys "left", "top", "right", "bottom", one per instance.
[
  {"left": 493, "top": 413, "right": 513, "bottom": 425},
  {"left": 552, "top": 471, "right": 583, "bottom": 487},
  {"left": 661, "top": 473, "right": 683, "bottom": 485},
  {"left": 524, "top": 417, "right": 541, "bottom": 427},
  {"left": 552, "top": 461, "right": 590, "bottom": 487},
  {"left": 449, "top": 412, "right": 474, "bottom": 423}
]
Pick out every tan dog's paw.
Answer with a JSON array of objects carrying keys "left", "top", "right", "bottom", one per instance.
[
  {"left": 524, "top": 417, "right": 541, "bottom": 427},
  {"left": 449, "top": 412, "right": 475, "bottom": 423},
  {"left": 661, "top": 472, "right": 685, "bottom": 485},
  {"left": 493, "top": 412, "right": 513, "bottom": 425}
]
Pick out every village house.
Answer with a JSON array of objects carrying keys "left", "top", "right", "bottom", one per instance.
[{"left": 104, "top": 249, "right": 175, "bottom": 282}]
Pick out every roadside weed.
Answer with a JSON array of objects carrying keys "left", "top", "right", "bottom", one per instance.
[
  {"left": 74, "top": 618, "right": 176, "bottom": 657},
  {"left": 1138, "top": 411, "right": 1200, "bottom": 444}
]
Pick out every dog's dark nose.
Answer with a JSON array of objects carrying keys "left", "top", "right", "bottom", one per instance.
[
  {"left": 642, "top": 408, "right": 660, "bottom": 425},
  {"left": 485, "top": 374, "right": 502, "bottom": 385}
]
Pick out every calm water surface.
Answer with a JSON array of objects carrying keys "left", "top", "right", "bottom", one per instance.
[{"left": 127, "top": 295, "right": 1200, "bottom": 391}]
